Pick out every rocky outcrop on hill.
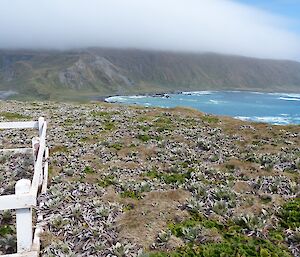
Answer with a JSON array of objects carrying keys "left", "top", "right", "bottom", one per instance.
[{"left": 58, "top": 55, "right": 133, "bottom": 90}]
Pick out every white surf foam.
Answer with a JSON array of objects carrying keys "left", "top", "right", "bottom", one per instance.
[
  {"left": 249, "top": 92, "right": 265, "bottom": 95},
  {"left": 209, "top": 100, "right": 226, "bottom": 104},
  {"left": 254, "top": 116, "right": 290, "bottom": 124},
  {"left": 235, "top": 116, "right": 292, "bottom": 125},
  {"left": 235, "top": 116, "right": 252, "bottom": 121},
  {"left": 182, "top": 91, "right": 214, "bottom": 95},
  {"left": 278, "top": 97, "right": 300, "bottom": 101},
  {"left": 268, "top": 92, "right": 300, "bottom": 98},
  {"left": 105, "top": 96, "right": 128, "bottom": 102},
  {"left": 128, "top": 95, "right": 147, "bottom": 99}
]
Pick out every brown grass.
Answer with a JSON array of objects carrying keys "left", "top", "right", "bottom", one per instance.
[
  {"left": 218, "top": 159, "right": 279, "bottom": 178},
  {"left": 40, "top": 231, "right": 62, "bottom": 248},
  {"left": 116, "top": 189, "right": 191, "bottom": 249},
  {"left": 233, "top": 193, "right": 284, "bottom": 217},
  {"left": 135, "top": 145, "right": 159, "bottom": 161},
  {"left": 233, "top": 181, "right": 252, "bottom": 193}
]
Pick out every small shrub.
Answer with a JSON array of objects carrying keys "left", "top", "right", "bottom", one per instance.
[
  {"left": 260, "top": 195, "right": 272, "bottom": 204},
  {"left": 145, "top": 170, "right": 191, "bottom": 184},
  {"left": 104, "top": 121, "right": 115, "bottom": 130},
  {"left": 268, "top": 230, "right": 284, "bottom": 242},
  {"left": 225, "top": 163, "right": 235, "bottom": 172},
  {"left": 120, "top": 190, "right": 142, "bottom": 200},
  {"left": 63, "top": 118, "right": 74, "bottom": 126},
  {"left": 155, "top": 209, "right": 292, "bottom": 257},
  {"left": 0, "top": 234, "right": 17, "bottom": 254},
  {"left": 0, "top": 225, "right": 14, "bottom": 236},
  {"left": 1, "top": 210, "right": 13, "bottom": 223},
  {"left": 202, "top": 115, "right": 219, "bottom": 124},
  {"left": 278, "top": 198, "right": 300, "bottom": 229},
  {"left": 98, "top": 175, "right": 116, "bottom": 187},
  {"left": 123, "top": 203, "right": 135, "bottom": 211},
  {"left": 84, "top": 166, "right": 95, "bottom": 174},
  {"left": 110, "top": 143, "right": 123, "bottom": 151},
  {"left": 137, "top": 134, "right": 151, "bottom": 142},
  {"left": 146, "top": 236, "right": 292, "bottom": 257},
  {"left": 260, "top": 248, "right": 271, "bottom": 257}
]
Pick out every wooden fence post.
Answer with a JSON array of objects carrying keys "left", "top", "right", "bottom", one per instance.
[
  {"left": 38, "top": 117, "right": 44, "bottom": 138},
  {"left": 32, "top": 137, "right": 40, "bottom": 162},
  {"left": 15, "top": 179, "right": 33, "bottom": 253},
  {"left": 41, "top": 147, "right": 49, "bottom": 194}
]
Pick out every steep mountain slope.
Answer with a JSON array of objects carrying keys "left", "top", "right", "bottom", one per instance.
[{"left": 0, "top": 48, "right": 300, "bottom": 100}]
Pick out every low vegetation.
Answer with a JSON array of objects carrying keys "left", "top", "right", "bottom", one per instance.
[
  {"left": 0, "top": 101, "right": 299, "bottom": 256},
  {"left": 0, "top": 112, "right": 31, "bottom": 120}
]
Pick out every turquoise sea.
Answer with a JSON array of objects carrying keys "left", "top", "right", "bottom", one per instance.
[{"left": 106, "top": 91, "right": 300, "bottom": 125}]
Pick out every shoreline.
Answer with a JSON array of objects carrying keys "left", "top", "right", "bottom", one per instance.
[
  {"left": 103, "top": 90, "right": 300, "bottom": 126},
  {"left": 103, "top": 89, "right": 300, "bottom": 103}
]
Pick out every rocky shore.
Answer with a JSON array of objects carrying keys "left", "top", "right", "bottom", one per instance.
[{"left": 0, "top": 101, "right": 299, "bottom": 257}]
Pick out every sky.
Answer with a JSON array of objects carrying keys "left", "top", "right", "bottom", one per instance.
[
  {"left": 0, "top": 0, "right": 300, "bottom": 60},
  {"left": 237, "top": 0, "right": 300, "bottom": 33}
]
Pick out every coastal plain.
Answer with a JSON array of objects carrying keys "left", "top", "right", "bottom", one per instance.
[{"left": 0, "top": 101, "right": 299, "bottom": 256}]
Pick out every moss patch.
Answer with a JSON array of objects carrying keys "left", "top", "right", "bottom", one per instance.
[
  {"left": 278, "top": 198, "right": 300, "bottom": 229},
  {"left": 0, "top": 112, "right": 31, "bottom": 120},
  {"left": 145, "top": 169, "right": 191, "bottom": 184}
]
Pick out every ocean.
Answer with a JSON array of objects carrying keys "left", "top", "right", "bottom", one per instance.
[
  {"left": 106, "top": 91, "right": 300, "bottom": 125},
  {"left": 0, "top": 90, "right": 17, "bottom": 100}
]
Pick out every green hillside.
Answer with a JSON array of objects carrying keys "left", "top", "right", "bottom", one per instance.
[{"left": 0, "top": 48, "right": 300, "bottom": 100}]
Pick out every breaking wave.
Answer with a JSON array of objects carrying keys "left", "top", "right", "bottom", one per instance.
[
  {"left": 182, "top": 91, "right": 214, "bottom": 95},
  {"left": 105, "top": 96, "right": 128, "bottom": 102},
  {"left": 234, "top": 116, "right": 294, "bottom": 125},
  {"left": 105, "top": 91, "right": 300, "bottom": 125},
  {"left": 278, "top": 97, "right": 300, "bottom": 101}
]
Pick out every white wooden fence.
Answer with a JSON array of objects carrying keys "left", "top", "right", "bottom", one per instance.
[{"left": 0, "top": 117, "right": 48, "bottom": 257}]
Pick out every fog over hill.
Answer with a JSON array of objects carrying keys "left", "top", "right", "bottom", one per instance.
[{"left": 0, "top": 48, "right": 300, "bottom": 100}]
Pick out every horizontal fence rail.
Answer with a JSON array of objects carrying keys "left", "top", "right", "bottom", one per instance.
[
  {"left": 0, "top": 121, "right": 38, "bottom": 130},
  {"left": 0, "top": 148, "right": 32, "bottom": 154},
  {"left": 0, "top": 117, "right": 48, "bottom": 257}
]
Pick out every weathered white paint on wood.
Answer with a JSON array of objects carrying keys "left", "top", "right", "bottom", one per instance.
[
  {"left": 38, "top": 117, "right": 44, "bottom": 137},
  {"left": 16, "top": 179, "right": 33, "bottom": 253},
  {"left": 0, "top": 193, "right": 36, "bottom": 211},
  {"left": 31, "top": 138, "right": 39, "bottom": 162},
  {"left": 30, "top": 121, "right": 47, "bottom": 197},
  {"left": 0, "top": 117, "right": 48, "bottom": 257},
  {"left": 0, "top": 148, "right": 32, "bottom": 154},
  {"left": 31, "top": 225, "right": 42, "bottom": 253},
  {"left": 41, "top": 147, "right": 49, "bottom": 194},
  {"left": 0, "top": 252, "right": 38, "bottom": 257},
  {"left": 0, "top": 121, "right": 38, "bottom": 130}
]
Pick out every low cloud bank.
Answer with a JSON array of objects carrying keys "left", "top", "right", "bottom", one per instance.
[{"left": 0, "top": 0, "right": 299, "bottom": 60}]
